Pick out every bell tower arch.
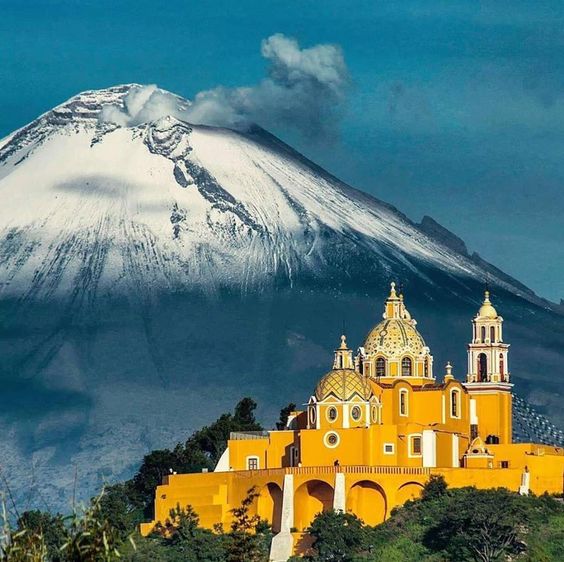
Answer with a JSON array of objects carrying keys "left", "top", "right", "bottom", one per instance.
[{"left": 464, "top": 290, "right": 513, "bottom": 444}]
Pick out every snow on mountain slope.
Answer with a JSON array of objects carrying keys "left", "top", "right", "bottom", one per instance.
[
  {"left": 0, "top": 85, "right": 562, "bottom": 511},
  {"left": 0, "top": 84, "right": 516, "bottom": 302}
]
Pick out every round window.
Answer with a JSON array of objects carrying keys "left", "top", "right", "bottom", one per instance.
[
  {"left": 327, "top": 406, "right": 338, "bottom": 422},
  {"left": 371, "top": 404, "right": 378, "bottom": 424},
  {"left": 351, "top": 405, "right": 362, "bottom": 421},
  {"left": 324, "top": 432, "right": 340, "bottom": 448}
]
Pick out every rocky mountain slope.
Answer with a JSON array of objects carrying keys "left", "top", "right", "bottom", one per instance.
[{"left": 0, "top": 85, "right": 562, "bottom": 509}]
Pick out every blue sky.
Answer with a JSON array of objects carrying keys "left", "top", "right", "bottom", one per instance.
[{"left": 2, "top": 0, "right": 564, "bottom": 301}]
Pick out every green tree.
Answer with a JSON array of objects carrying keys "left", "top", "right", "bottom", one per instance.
[
  {"left": 423, "top": 487, "right": 528, "bottom": 562},
  {"left": 226, "top": 487, "right": 270, "bottom": 562},
  {"left": 150, "top": 504, "right": 226, "bottom": 562},
  {"left": 132, "top": 397, "right": 263, "bottom": 514},
  {"left": 16, "top": 511, "right": 66, "bottom": 561},
  {"left": 307, "top": 510, "right": 367, "bottom": 561},
  {"left": 276, "top": 403, "right": 297, "bottom": 430},
  {"left": 96, "top": 483, "right": 145, "bottom": 540},
  {"left": 60, "top": 493, "right": 125, "bottom": 562},
  {"left": 421, "top": 474, "right": 448, "bottom": 502}
]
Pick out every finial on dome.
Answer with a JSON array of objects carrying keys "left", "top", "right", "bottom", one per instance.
[
  {"left": 477, "top": 288, "right": 498, "bottom": 319},
  {"left": 389, "top": 281, "right": 398, "bottom": 299},
  {"left": 339, "top": 334, "right": 348, "bottom": 349},
  {"left": 444, "top": 361, "right": 454, "bottom": 380}
]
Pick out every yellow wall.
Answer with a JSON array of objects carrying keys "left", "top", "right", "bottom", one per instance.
[
  {"left": 469, "top": 390, "right": 512, "bottom": 443},
  {"left": 140, "top": 377, "right": 563, "bottom": 559},
  {"left": 141, "top": 455, "right": 564, "bottom": 540}
]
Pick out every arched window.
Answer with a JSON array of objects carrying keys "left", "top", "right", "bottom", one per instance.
[
  {"left": 478, "top": 353, "right": 488, "bottom": 382},
  {"left": 309, "top": 406, "right": 317, "bottom": 427},
  {"left": 401, "top": 357, "right": 412, "bottom": 377},
  {"left": 500, "top": 353, "right": 505, "bottom": 379},
  {"left": 481, "top": 326, "right": 486, "bottom": 342},
  {"left": 376, "top": 357, "right": 386, "bottom": 377},
  {"left": 490, "top": 326, "right": 496, "bottom": 343},
  {"left": 424, "top": 357, "right": 429, "bottom": 378},
  {"left": 399, "top": 389, "right": 408, "bottom": 416},
  {"left": 451, "top": 389, "right": 460, "bottom": 418}
]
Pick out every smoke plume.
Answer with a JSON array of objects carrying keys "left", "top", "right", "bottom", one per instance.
[{"left": 100, "top": 34, "right": 349, "bottom": 138}]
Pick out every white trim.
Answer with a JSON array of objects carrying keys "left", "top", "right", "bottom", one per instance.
[
  {"left": 246, "top": 455, "right": 260, "bottom": 470},
  {"left": 441, "top": 394, "right": 446, "bottom": 424},
  {"left": 333, "top": 473, "right": 346, "bottom": 512},
  {"left": 326, "top": 405, "right": 339, "bottom": 423},
  {"left": 370, "top": 403, "right": 379, "bottom": 424},
  {"left": 324, "top": 431, "right": 340, "bottom": 449},
  {"left": 422, "top": 430, "right": 437, "bottom": 467},
  {"left": 470, "top": 399, "right": 478, "bottom": 425},
  {"left": 214, "top": 447, "right": 230, "bottom": 472},
  {"left": 351, "top": 404, "right": 362, "bottom": 422},
  {"left": 452, "top": 434, "right": 459, "bottom": 468},
  {"left": 399, "top": 389, "right": 409, "bottom": 416},
  {"left": 450, "top": 388, "right": 461, "bottom": 419},
  {"left": 408, "top": 433, "right": 422, "bottom": 457},
  {"left": 342, "top": 403, "right": 350, "bottom": 428},
  {"left": 308, "top": 405, "right": 317, "bottom": 428},
  {"left": 383, "top": 443, "right": 395, "bottom": 455}
]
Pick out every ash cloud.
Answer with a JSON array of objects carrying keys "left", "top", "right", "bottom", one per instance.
[{"left": 100, "top": 34, "right": 349, "bottom": 138}]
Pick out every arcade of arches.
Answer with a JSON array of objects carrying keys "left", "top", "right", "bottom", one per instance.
[{"left": 141, "top": 285, "right": 564, "bottom": 560}]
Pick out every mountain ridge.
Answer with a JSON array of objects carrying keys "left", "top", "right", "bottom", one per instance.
[{"left": 0, "top": 84, "right": 563, "bottom": 510}]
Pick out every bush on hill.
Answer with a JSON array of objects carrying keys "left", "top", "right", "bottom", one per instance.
[{"left": 3, "top": 401, "right": 564, "bottom": 562}]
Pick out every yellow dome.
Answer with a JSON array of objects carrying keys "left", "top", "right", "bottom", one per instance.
[
  {"left": 362, "top": 282, "right": 428, "bottom": 358},
  {"left": 315, "top": 369, "right": 373, "bottom": 402},
  {"left": 478, "top": 290, "right": 498, "bottom": 319},
  {"left": 363, "top": 318, "right": 426, "bottom": 357}
]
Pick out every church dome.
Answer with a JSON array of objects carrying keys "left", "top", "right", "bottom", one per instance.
[
  {"left": 315, "top": 369, "right": 373, "bottom": 402},
  {"left": 477, "top": 290, "right": 498, "bottom": 319},
  {"left": 363, "top": 317, "right": 426, "bottom": 357},
  {"left": 362, "top": 282, "right": 428, "bottom": 357}
]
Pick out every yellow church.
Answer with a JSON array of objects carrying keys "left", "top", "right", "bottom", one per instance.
[{"left": 141, "top": 284, "right": 564, "bottom": 560}]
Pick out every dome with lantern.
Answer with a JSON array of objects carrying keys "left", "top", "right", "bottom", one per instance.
[{"left": 363, "top": 283, "right": 429, "bottom": 357}]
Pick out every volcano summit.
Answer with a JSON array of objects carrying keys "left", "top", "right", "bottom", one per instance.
[{"left": 0, "top": 85, "right": 562, "bottom": 509}]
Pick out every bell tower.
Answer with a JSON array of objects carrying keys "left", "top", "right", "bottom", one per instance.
[{"left": 464, "top": 290, "right": 513, "bottom": 444}]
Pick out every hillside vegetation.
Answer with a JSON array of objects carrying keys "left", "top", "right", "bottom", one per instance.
[{"left": 1, "top": 399, "right": 563, "bottom": 561}]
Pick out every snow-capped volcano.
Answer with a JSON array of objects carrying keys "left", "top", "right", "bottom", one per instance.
[
  {"left": 0, "top": 85, "right": 563, "bottom": 509},
  {"left": 1, "top": 85, "right": 494, "bottom": 297}
]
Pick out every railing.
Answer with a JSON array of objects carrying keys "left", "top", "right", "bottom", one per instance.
[
  {"left": 234, "top": 465, "right": 431, "bottom": 478},
  {"left": 229, "top": 431, "right": 270, "bottom": 440}
]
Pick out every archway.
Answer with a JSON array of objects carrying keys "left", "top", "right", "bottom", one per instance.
[
  {"left": 257, "top": 483, "right": 283, "bottom": 533},
  {"left": 346, "top": 480, "right": 386, "bottom": 526},
  {"left": 294, "top": 480, "right": 334, "bottom": 530},
  {"left": 478, "top": 353, "right": 488, "bottom": 381},
  {"left": 396, "top": 482, "right": 424, "bottom": 505}
]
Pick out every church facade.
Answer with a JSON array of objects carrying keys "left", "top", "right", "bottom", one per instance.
[{"left": 141, "top": 284, "right": 564, "bottom": 560}]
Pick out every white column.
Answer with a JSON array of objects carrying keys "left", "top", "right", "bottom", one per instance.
[
  {"left": 422, "top": 430, "right": 437, "bottom": 468},
  {"left": 333, "top": 472, "right": 346, "bottom": 512},
  {"left": 519, "top": 471, "right": 530, "bottom": 496},
  {"left": 270, "top": 474, "right": 294, "bottom": 562},
  {"left": 451, "top": 434, "right": 459, "bottom": 468},
  {"left": 470, "top": 399, "right": 478, "bottom": 425},
  {"left": 342, "top": 404, "right": 350, "bottom": 429}
]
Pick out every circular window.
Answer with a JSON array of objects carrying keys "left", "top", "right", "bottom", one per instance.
[
  {"left": 351, "top": 405, "right": 362, "bottom": 421},
  {"left": 371, "top": 404, "right": 378, "bottom": 424},
  {"left": 309, "top": 406, "right": 317, "bottom": 426},
  {"left": 324, "top": 431, "right": 340, "bottom": 448},
  {"left": 327, "top": 406, "right": 338, "bottom": 422}
]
